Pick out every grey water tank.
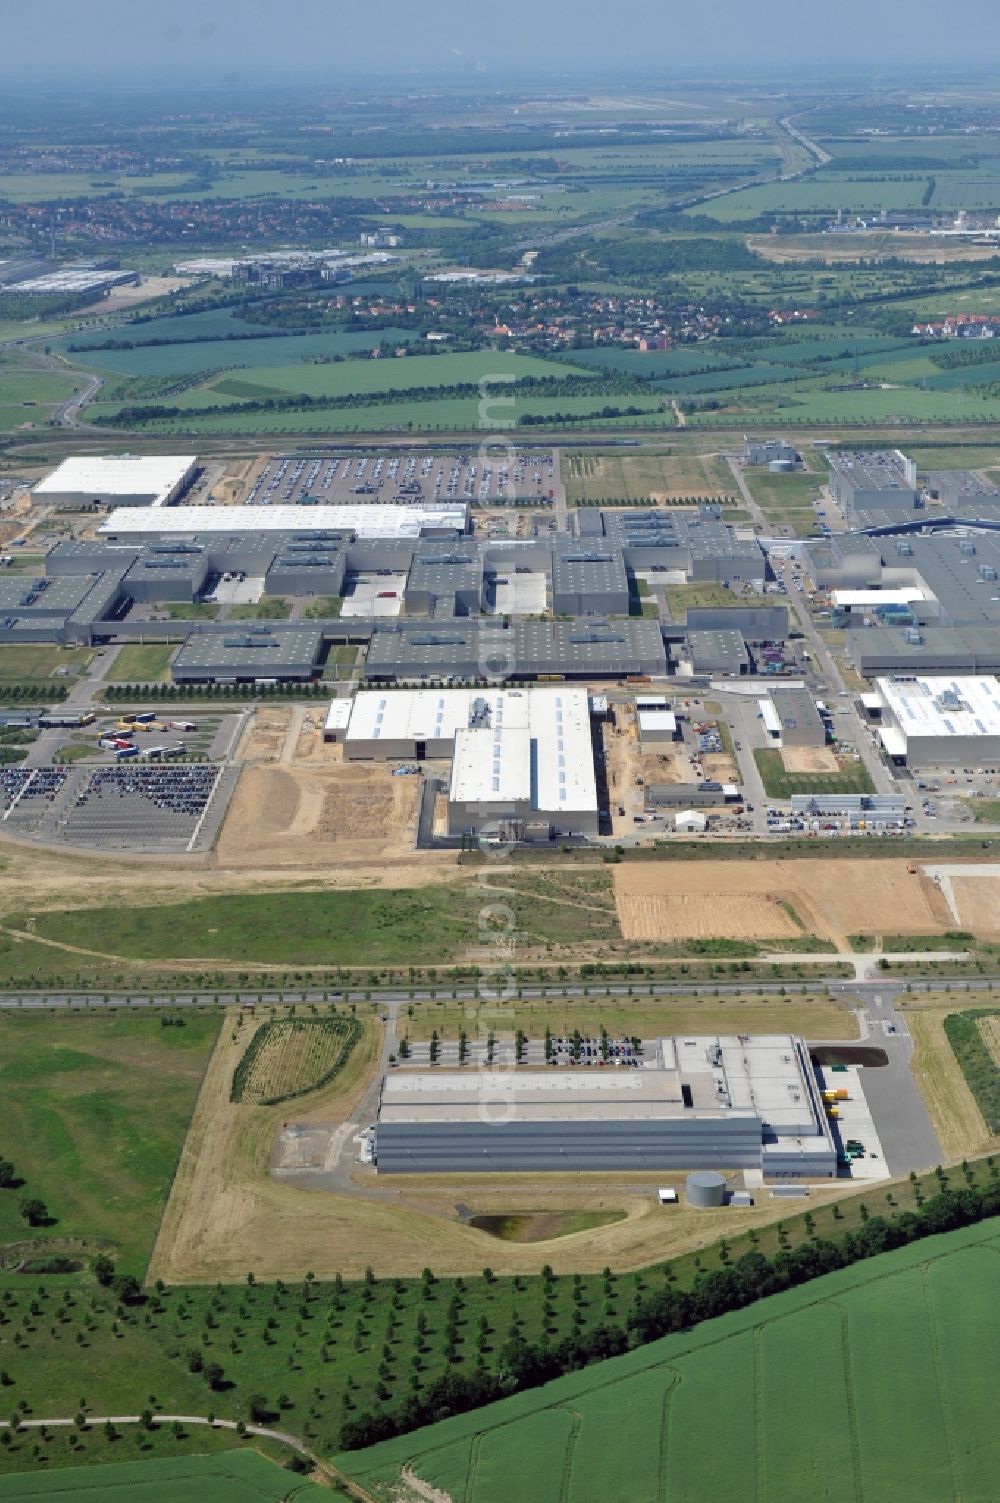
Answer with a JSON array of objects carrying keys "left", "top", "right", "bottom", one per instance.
[{"left": 686, "top": 1170, "right": 726, "bottom": 1208}]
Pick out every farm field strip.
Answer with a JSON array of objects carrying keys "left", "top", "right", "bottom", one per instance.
[{"left": 342, "top": 1224, "right": 1000, "bottom": 1503}]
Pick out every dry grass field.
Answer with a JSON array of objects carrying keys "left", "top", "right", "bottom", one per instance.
[
  {"left": 951, "top": 875, "right": 1000, "bottom": 937},
  {"left": 617, "top": 891, "right": 801, "bottom": 942},
  {"left": 903, "top": 1000, "right": 995, "bottom": 1161},
  {"left": 781, "top": 746, "right": 840, "bottom": 774},
  {"left": 614, "top": 859, "right": 957, "bottom": 949}
]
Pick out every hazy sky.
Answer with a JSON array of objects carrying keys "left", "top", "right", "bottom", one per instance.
[{"left": 1, "top": 0, "right": 997, "bottom": 81}]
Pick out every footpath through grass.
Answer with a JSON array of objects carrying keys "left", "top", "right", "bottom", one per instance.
[{"left": 339, "top": 1219, "right": 1000, "bottom": 1503}]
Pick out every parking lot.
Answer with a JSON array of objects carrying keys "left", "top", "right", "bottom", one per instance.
[
  {"left": 814, "top": 1062, "right": 890, "bottom": 1183},
  {"left": 242, "top": 451, "right": 558, "bottom": 507},
  {"left": 1, "top": 767, "right": 70, "bottom": 834},
  {"left": 44, "top": 763, "right": 239, "bottom": 853}
]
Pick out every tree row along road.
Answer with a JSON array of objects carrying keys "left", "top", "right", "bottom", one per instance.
[
  {"left": 0, "top": 1414, "right": 374, "bottom": 1502},
  {"left": 0, "top": 974, "right": 996, "bottom": 1011}
]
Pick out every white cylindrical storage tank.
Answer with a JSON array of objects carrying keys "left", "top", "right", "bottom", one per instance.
[{"left": 686, "top": 1170, "right": 726, "bottom": 1208}]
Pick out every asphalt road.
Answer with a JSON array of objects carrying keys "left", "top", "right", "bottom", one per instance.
[{"left": 1, "top": 973, "right": 996, "bottom": 1012}]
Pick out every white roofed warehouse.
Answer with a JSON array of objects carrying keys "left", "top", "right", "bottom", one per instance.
[
  {"left": 34, "top": 454, "right": 198, "bottom": 511},
  {"left": 874, "top": 675, "right": 1000, "bottom": 767}
]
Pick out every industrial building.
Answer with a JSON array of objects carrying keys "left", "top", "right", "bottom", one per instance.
[
  {"left": 330, "top": 686, "right": 599, "bottom": 839},
  {"left": 34, "top": 455, "right": 198, "bottom": 511},
  {"left": 744, "top": 438, "right": 802, "bottom": 469},
  {"left": 872, "top": 676, "right": 1000, "bottom": 766},
  {"left": 374, "top": 1034, "right": 837, "bottom": 1178},
  {"left": 0, "top": 569, "right": 126, "bottom": 644},
  {"left": 635, "top": 696, "right": 679, "bottom": 748},
  {"left": 403, "top": 543, "right": 483, "bottom": 617},
  {"left": 767, "top": 687, "right": 827, "bottom": 748},
  {"left": 172, "top": 626, "right": 323, "bottom": 683},
  {"left": 99, "top": 503, "right": 469, "bottom": 542},
  {"left": 594, "top": 511, "right": 766, "bottom": 583},
  {"left": 684, "top": 628, "right": 750, "bottom": 676},
  {"left": 550, "top": 541, "right": 630, "bottom": 617},
  {"left": 447, "top": 686, "right": 598, "bottom": 840},
  {"left": 363, "top": 618, "right": 667, "bottom": 683},
  {"left": 826, "top": 450, "right": 919, "bottom": 524},
  {"left": 683, "top": 605, "right": 789, "bottom": 642}
]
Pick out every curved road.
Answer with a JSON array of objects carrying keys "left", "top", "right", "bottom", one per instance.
[{"left": 0, "top": 1413, "right": 374, "bottom": 1501}]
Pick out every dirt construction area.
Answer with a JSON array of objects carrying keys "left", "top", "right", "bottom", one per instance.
[
  {"left": 614, "top": 859, "right": 959, "bottom": 949},
  {"left": 951, "top": 875, "right": 1000, "bottom": 937},
  {"left": 781, "top": 746, "right": 840, "bottom": 774},
  {"left": 216, "top": 759, "right": 422, "bottom": 868}
]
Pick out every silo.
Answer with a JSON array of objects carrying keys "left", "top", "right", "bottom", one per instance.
[{"left": 686, "top": 1170, "right": 726, "bottom": 1208}]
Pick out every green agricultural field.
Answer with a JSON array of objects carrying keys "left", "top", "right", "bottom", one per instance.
[
  {"left": 105, "top": 645, "right": 175, "bottom": 684},
  {"left": 693, "top": 174, "right": 944, "bottom": 222},
  {"left": 96, "top": 394, "right": 669, "bottom": 437},
  {"left": 754, "top": 748, "right": 875, "bottom": 798},
  {"left": 0, "top": 1011, "right": 219, "bottom": 1272},
  {"left": 62, "top": 327, "right": 419, "bottom": 379},
  {"left": 339, "top": 1221, "right": 1000, "bottom": 1503},
  {"left": 0, "top": 1449, "right": 327, "bottom": 1498}
]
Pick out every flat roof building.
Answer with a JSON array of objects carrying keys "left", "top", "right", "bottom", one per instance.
[
  {"left": 363, "top": 618, "right": 667, "bottom": 683},
  {"left": 34, "top": 455, "right": 197, "bottom": 511},
  {"left": 374, "top": 1033, "right": 836, "bottom": 1177},
  {"left": 404, "top": 543, "right": 483, "bottom": 617},
  {"left": 769, "top": 687, "right": 827, "bottom": 748},
  {"left": 99, "top": 503, "right": 469, "bottom": 541},
  {"left": 550, "top": 542, "right": 630, "bottom": 617},
  {"left": 172, "top": 626, "right": 323, "bottom": 682},
  {"left": 875, "top": 675, "right": 1000, "bottom": 766},
  {"left": 685, "top": 628, "right": 749, "bottom": 676},
  {"left": 447, "top": 686, "right": 598, "bottom": 840},
  {"left": 827, "top": 450, "right": 918, "bottom": 524}
]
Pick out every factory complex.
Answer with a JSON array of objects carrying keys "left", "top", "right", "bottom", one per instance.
[
  {"left": 326, "top": 684, "right": 598, "bottom": 839},
  {"left": 374, "top": 1034, "right": 838, "bottom": 1178}
]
